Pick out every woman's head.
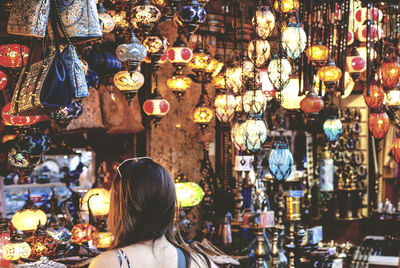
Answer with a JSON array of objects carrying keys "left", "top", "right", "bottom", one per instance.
[{"left": 109, "top": 158, "right": 176, "bottom": 248}]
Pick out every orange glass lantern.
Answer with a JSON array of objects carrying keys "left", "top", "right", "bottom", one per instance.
[
  {"left": 380, "top": 59, "right": 400, "bottom": 90},
  {"left": 391, "top": 136, "right": 400, "bottom": 162},
  {"left": 167, "top": 74, "right": 192, "bottom": 99},
  {"left": 300, "top": 90, "right": 324, "bottom": 114},
  {"left": 2, "top": 103, "right": 42, "bottom": 126},
  {"left": 274, "top": 0, "right": 299, "bottom": 13},
  {"left": 317, "top": 59, "right": 342, "bottom": 84},
  {"left": 306, "top": 43, "right": 329, "bottom": 63},
  {"left": 0, "top": 70, "right": 7, "bottom": 90},
  {"left": 0, "top": 44, "right": 29, "bottom": 68},
  {"left": 70, "top": 223, "right": 98, "bottom": 245},
  {"left": 368, "top": 111, "right": 390, "bottom": 139},
  {"left": 363, "top": 84, "right": 384, "bottom": 109}
]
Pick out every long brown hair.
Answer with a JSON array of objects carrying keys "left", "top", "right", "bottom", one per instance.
[{"left": 109, "top": 158, "right": 211, "bottom": 267}]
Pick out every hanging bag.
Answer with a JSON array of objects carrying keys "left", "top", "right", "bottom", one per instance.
[
  {"left": 10, "top": 0, "right": 72, "bottom": 116},
  {"left": 7, "top": 0, "right": 50, "bottom": 38},
  {"left": 56, "top": 0, "right": 102, "bottom": 39}
]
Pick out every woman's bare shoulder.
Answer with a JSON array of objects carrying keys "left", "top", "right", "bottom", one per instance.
[
  {"left": 190, "top": 252, "right": 219, "bottom": 268},
  {"left": 89, "top": 250, "right": 120, "bottom": 268}
]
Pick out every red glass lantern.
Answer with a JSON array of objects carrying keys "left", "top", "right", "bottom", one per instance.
[
  {"left": 300, "top": 91, "right": 324, "bottom": 114},
  {"left": 1, "top": 103, "right": 42, "bottom": 126},
  {"left": 363, "top": 84, "right": 384, "bottom": 109},
  {"left": 368, "top": 111, "right": 390, "bottom": 139},
  {"left": 0, "top": 44, "right": 29, "bottom": 68},
  {"left": 0, "top": 70, "right": 7, "bottom": 90},
  {"left": 143, "top": 88, "right": 170, "bottom": 123},
  {"left": 380, "top": 59, "right": 400, "bottom": 90},
  {"left": 70, "top": 223, "right": 98, "bottom": 245},
  {"left": 391, "top": 136, "right": 400, "bottom": 163}
]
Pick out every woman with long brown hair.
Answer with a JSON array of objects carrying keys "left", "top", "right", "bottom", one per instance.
[{"left": 89, "top": 157, "right": 218, "bottom": 268}]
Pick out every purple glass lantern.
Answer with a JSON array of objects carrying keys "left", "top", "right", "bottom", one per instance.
[{"left": 177, "top": 0, "right": 207, "bottom": 36}]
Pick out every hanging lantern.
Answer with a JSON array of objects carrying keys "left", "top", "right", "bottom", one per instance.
[
  {"left": 142, "top": 26, "right": 169, "bottom": 64},
  {"left": 323, "top": 118, "right": 343, "bottom": 142},
  {"left": 213, "top": 72, "right": 226, "bottom": 90},
  {"left": 369, "top": 110, "right": 390, "bottom": 139},
  {"left": 109, "top": 10, "right": 129, "bottom": 28},
  {"left": 274, "top": 0, "right": 299, "bottom": 13},
  {"left": 386, "top": 88, "right": 400, "bottom": 108},
  {"left": 231, "top": 121, "right": 247, "bottom": 152},
  {"left": 346, "top": 47, "right": 366, "bottom": 81},
  {"left": 243, "top": 118, "right": 268, "bottom": 153},
  {"left": 305, "top": 43, "right": 329, "bottom": 63},
  {"left": 131, "top": 0, "right": 161, "bottom": 35},
  {"left": 354, "top": 7, "right": 383, "bottom": 25},
  {"left": 380, "top": 58, "right": 400, "bottom": 90},
  {"left": 2, "top": 103, "right": 42, "bottom": 127},
  {"left": 277, "top": 78, "right": 305, "bottom": 110},
  {"left": 98, "top": 2, "right": 115, "bottom": 33},
  {"left": 268, "top": 54, "right": 292, "bottom": 91},
  {"left": 188, "top": 46, "right": 211, "bottom": 76},
  {"left": 93, "top": 232, "right": 114, "bottom": 249},
  {"left": 114, "top": 69, "right": 145, "bottom": 98},
  {"left": 116, "top": 32, "right": 147, "bottom": 69},
  {"left": 259, "top": 68, "right": 276, "bottom": 101},
  {"left": 25, "top": 225, "right": 58, "bottom": 259},
  {"left": 214, "top": 93, "right": 236, "bottom": 123},
  {"left": 242, "top": 87, "right": 267, "bottom": 118},
  {"left": 143, "top": 88, "right": 170, "bottom": 124},
  {"left": 300, "top": 90, "right": 324, "bottom": 114},
  {"left": 253, "top": 6, "right": 275, "bottom": 39},
  {"left": 191, "top": 90, "right": 214, "bottom": 131},
  {"left": 204, "top": 55, "right": 223, "bottom": 78},
  {"left": 317, "top": 58, "right": 342, "bottom": 88},
  {"left": 269, "top": 141, "right": 294, "bottom": 181},
  {"left": 391, "top": 136, "right": 400, "bottom": 163},
  {"left": 167, "top": 73, "right": 192, "bottom": 99},
  {"left": 81, "top": 188, "right": 111, "bottom": 217},
  {"left": 167, "top": 36, "right": 193, "bottom": 68},
  {"left": 355, "top": 23, "right": 384, "bottom": 43},
  {"left": 2, "top": 231, "right": 31, "bottom": 261},
  {"left": 0, "top": 70, "right": 7, "bottom": 90},
  {"left": 282, "top": 23, "right": 307, "bottom": 59},
  {"left": 248, "top": 39, "right": 271, "bottom": 68},
  {"left": 0, "top": 44, "right": 29, "bottom": 68},
  {"left": 176, "top": 0, "right": 207, "bottom": 36},
  {"left": 363, "top": 84, "right": 384, "bottom": 109},
  {"left": 70, "top": 223, "right": 98, "bottom": 245},
  {"left": 225, "top": 59, "right": 254, "bottom": 94},
  {"left": 175, "top": 182, "right": 205, "bottom": 207},
  {"left": 12, "top": 208, "right": 47, "bottom": 231}
]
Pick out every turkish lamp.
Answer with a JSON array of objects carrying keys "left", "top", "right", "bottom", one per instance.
[
  {"left": 346, "top": 46, "right": 366, "bottom": 81},
  {"left": 391, "top": 135, "right": 400, "bottom": 163},
  {"left": 109, "top": 10, "right": 129, "bottom": 28},
  {"left": 214, "top": 92, "right": 236, "bottom": 123},
  {"left": 259, "top": 68, "right": 275, "bottom": 101},
  {"left": 268, "top": 53, "right": 292, "bottom": 92},
  {"left": 282, "top": 22, "right": 307, "bottom": 59},
  {"left": 363, "top": 83, "right": 384, "bottom": 109},
  {"left": 143, "top": 87, "right": 170, "bottom": 124},
  {"left": 175, "top": 182, "right": 205, "bottom": 207},
  {"left": 305, "top": 42, "right": 329, "bottom": 64},
  {"left": 243, "top": 118, "right": 268, "bottom": 153},
  {"left": 274, "top": 0, "right": 299, "bottom": 13},
  {"left": 167, "top": 72, "right": 192, "bottom": 99},
  {"left": 277, "top": 78, "right": 304, "bottom": 110},
  {"left": 25, "top": 224, "right": 58, "bottom": 259},
  {"left": 368, "top": 110, "right": 390, "bottom": 140},
  {"left": 317, "top": 58, "right": 342, "bottom": 89},
  {"left": 12, "top": 202, "right": 47, "bottom": 232},
  {"left": 300, "top": 87, "right": 324, "bottom": 114},
  {"left": 248, "top": 39, "right": 271, "bottom": 68},
  {"left": 253, "top": 6, "right": 275, "bottom": 39},
  {"left": 268, "top": 141, "right": 294, "bottom": 181},
  {"left": 323, "top": 118, "right": 343, "bottom": 142},
  {"left": 131, "top": 0, "right": 161, "bottom": 36},
  {"left": 81, "top": 188, "right": 111, "bottom": 217},
  {"left": 167, "top": 35, "right": 193, "bottom": 69},
  {"left": 151, "top": 0, "right": 166, "bottom": 8},
  {"left": 191, "top": 88, "right": 214, "bottom": 131},
  {"left": 225, "top": 58, "right": 254, "bottom": 94},
  {"left": 213, "top": 72, "right": 226, "bottom": 91},
  {"left": 142, "top": 26, "right": 169, "bottom": 65},
  {"left": 188, "top": 46, "right": 211, "bottom": 77},
  {"left": 70, "top": 223, "right": 98, "bottom": 245},
  {"left": 206, "top": 54, "right": 223, "bottom": 78},
  {"left": 116, "top": 32, "right": 147, "bottom": 69},
  {"left": 380, "top": 57, "right": 400, "bottom": 90},
  {"left": 231, "top": 120, "right": 247, "bottom": 152},
  {"left": 2, "top": 230, "right": 31, "bottom": 261},
  {"left": 177, "top": 0, "right": 207, "bottom": 37},
  {"left": 242, "top": 86, "right": 267, "bottom": 118},
  {"left": 97, "top": 2, "right": 115, "bottom": 33},
  {"left": 114, "top": 68, "right": 145, "bottom": 102}
]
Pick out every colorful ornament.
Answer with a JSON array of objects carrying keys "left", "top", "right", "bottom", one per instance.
[{"left": 269, "top": 141, "right": 294, "bottom": 181}]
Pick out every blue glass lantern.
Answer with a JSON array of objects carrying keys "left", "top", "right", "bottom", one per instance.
[
  {"left": 177, "top": 0, "right": 207, "bottom": 36},
  {"left": 14, "top": 130, "right": 51, "bottom": 156},
  {"left": 323, "top": 118, "right": 343, "bottom": 142},
  {"left": 268, "top": 141, "right": 293, "bottom": 181}
]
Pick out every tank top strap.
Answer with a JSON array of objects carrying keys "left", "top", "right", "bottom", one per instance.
[
  {"left": 176, "top": 247, "right": 186, "bottom": 268},
  {"left": 115, "top": 249, "right": 132, "bottom": 268}
]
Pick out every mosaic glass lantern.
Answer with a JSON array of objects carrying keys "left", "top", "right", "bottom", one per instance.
[
  {"left": 177, "top": 0, "right": 207, "bottom": 36},
  {"left": 243, "top": 88, "right": 267, "bottom": 118},
  {"left": 243, "top": 118, "right": 268, "bottom": 153},
  {"left": 167, "top": 73, "right": 192, "bottom": 99},
  {"left": 268, "top": 54, "right": 292, "bottom": 91},
  {"left": 98, "top": 2, "right": 115, "bottom": 33},
  {"left": 204, "top": 56, "right": 223, "bottom": 78},
  {"left": 81, "top": 188, "right": 111, "bottom": 217},
  {"left": 253, "top": 6, "right": 275, "bottom": 39},
  {"left": 142, "top": 27, "right": 168, "bottom": 63},
  {"left": 0, "top": 70, "right": 7, "bottom": 90},
  {"left": 305, "top": 43, "right": 329, "bottom": 63},
  {"left": 2, "top": 103, "right": 42, "bottom": 127},
  {"left": 0, "top": 44, "right": 29, "bottom": 68},
  {"left": 259, "top": 68, "right": 275, "bottom": 101},
  {"left": 231, "top": 121, "right": 247, "bottom": 152},
  {"left": 188, "top": 46, "right": 210, "bottom": 76},
  {"left": 282, "top": 23, "right": 307, "bottom": 59},
  {"left": 114, "top": 70, "right": 145, "bottom": 97},
  {"left": 268, "top": 141, "right": 293, "bottom": 181},
  {"left": 274, "top": 0, "right": 299, "bottom": 13},
  {"left": 93, "top": 232, "right": 113, "bottom": 249},
  {"left": 300, "top": 90, "right": 324, "bottom": 114},
  {"left": 70, "top": 223, "right": 98, "bottom": 244},
  {"left": 363, "top": 84, "right": 384, "bottom": 109},
  {"left": 191, "top": 87, "right": 213, "bottom": 130},
  {"left": 8, "top": 149, "right": 43, "bottom": 170},
  {"left": 323, "top": 118, "right": 343, "bottom": 142},
  {"left": 143, "top": 88, "right": 170, "bottom": 123},
  {"left": 380, "top": 58, "right": 400, "bottom": 90},
  {"left": 46, "top": 228, "right": 71, "bottom": 245},
  {"left": 167, "top": 36, "right": 193, "bottom": 67},
  {"left": 116, "top": 32, "right": 147, "bottom": 68},
  {"left": 278, "top": 78, "right": 305, "bottom": 110},
  {"left": 110, "top": 10, "right": 129, "bottom": 28},
  {"left": 25, "top": 225, "right": 58, "bottom": 259},
  {"left": 391, "top": 136, "right": 400, "bottom": 163},
  {"left": 175, "top": 182, "right": 205, "bottom": 207},
  {"left": 225, "top": 60, "right": 254, "bottom": 94},
  {"left": 214, "top": 93, "right": 236, "bottom": 123},
  {"left": 355, "top": 23, "right": 383, "bottom": 43},
  {"left": 2, "top": 231, "right": 31, "bottom": 261},
  {"left": 131, "top": 0, "right": 161, "bottom": 35},
  {"left": 368, "top": 110, "right": 390, "bottom": 139},
  {"left": 248, "top": 39, "right": 271, "bottom": 68},
  {"left": 49, "top": 101, "right": 83, "bottom": 129},
  {"left": 317, "top": 58, "right": 342, "bottom": 88},
  {"left": 213, "top": 72, "right": 226, "bottom": 90},
  {"left": 346, "top": 47, "right": 366, "bottom": 79},
  {"left": 12, "top": 208, "right": 47, "bottom": 231}
]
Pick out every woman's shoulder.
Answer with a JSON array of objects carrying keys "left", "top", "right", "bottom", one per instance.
[{"left": 89, "top": 250, "right": 120, "bottom": 268}]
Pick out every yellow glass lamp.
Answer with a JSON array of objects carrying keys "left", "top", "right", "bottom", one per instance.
[
  {"left": 243, "top": 88, "right": 268, "bottom": 118},
  {"left": 2, "top": 231, "right": 31, "bottom": 261},
  {"left": 317, "top": 58, "right": 342, "bottom": 88},
  {"left": 253, "top": 6, "right": 275, "bottom": 39},
  {"left": 114, "top": 70, "right": 145, "bottom": 93},
  {"left": 276, "top": 78, "right": 305, "bottom": 110},
  {"left": 306, "top": 43, "right": 329, "bottom": 63},
  {"left": 93, "top": 232, "right": 114, "bottom": 249},
  {"left": 12, "top": 209, "right": 47, "bottom": 232},
  {"left": 175, "top": 182, "right": 205, "bottom": 208},
  {"left": 213, "top": 72, "right": 226, "bottom": 90},
  {"left": 248, "top": 39, "right": 271, "bottom": 67},
  {"left": 205, "top": 56, "right": 224, "bottom": 78},
  {"left": 81, "top": 188, "right": 111, "bottom": 217},
  {"left": 191, "top": 106, "right": 214, "bottom": 128},
  {"left": 274, "top": 0, "right": 299, "bottom": 13},
  {"left": 109, "top": 10, "right": 129, "bottom": 28},
  {"left": 188, "top": 47, "right": 210, "bottom": 75},
  {"left": 231, "top": 121, "right": 247, "bottom": 152},
  {"left": 214, "top": 93, "right": 236, "bottom": 123},
  {"left": 167, "top": 74, "right": 192, "bottom": 99}
]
